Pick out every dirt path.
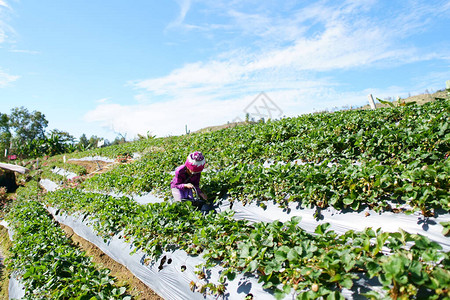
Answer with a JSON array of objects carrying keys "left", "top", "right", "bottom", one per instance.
[
  {"left": 60, "top": 224, "right": 162, "bottom": 300},
  {"left": 0, "top": 225, "right": 11, "bottom": 300}
]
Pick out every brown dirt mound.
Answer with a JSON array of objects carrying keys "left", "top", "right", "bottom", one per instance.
[
  {"left": 60, "top": 224, "right": 162, "bottom": 300},
  {"left": 67, "top": 160, "right": 117, "bottom": 175},
  {"left": 360, "top": 90, "right": 448, "bottom": 110},
  {"left": 0, "top": 225, "right": 11, "bottom": 300}
]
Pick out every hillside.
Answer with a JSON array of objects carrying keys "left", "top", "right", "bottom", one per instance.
[
  {"left": 196, "top": 90, "right": 448, "bottom": 134},
  {"left": 1, "top": 94, "right": 449, "bottom": 299}
]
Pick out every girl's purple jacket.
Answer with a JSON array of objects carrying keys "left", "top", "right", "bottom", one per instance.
[{"left": 170, "top": 164, "right": 202, "bottom": 193}]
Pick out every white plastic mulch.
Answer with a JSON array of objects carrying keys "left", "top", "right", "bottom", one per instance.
[
  {"left": 216, "top": 199, "right": 450, "bottom": 252},
  {"left": 48, "top": 154, "right": 450, "bottom": 250},
  {"left": 47, "top": 206, "right": 381, "bottom": 300},
  {"left": 37, "top": 159, "right": 450, "bottom": 300},
  {"left": 39, "top": 178, "right": 385, "bottom": 299},
  {"left": 52, "top": 167, "right": 78, "bottom": 180},
  {"left": 39, "top": 177, "right": 450, "bottom": 251}
]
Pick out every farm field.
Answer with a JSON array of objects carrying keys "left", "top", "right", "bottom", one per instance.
[{"left": 1, "top": 95, "right": 449, "bottom": 299}]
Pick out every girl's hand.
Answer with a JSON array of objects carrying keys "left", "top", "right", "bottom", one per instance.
[
  {"left": 184, "top": 183, "right": 194, "bottom": 189},
  {"left": 200, "top": 192, "right": 208, "bottom": 200}
]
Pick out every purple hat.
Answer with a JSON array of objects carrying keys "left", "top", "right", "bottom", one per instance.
[{"left": 185, "top": 151, "right": 206, "bottom": 173}]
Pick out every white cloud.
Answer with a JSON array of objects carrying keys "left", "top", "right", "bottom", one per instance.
[
  {"left": 96, "top": 97, "right": 110, "bottom": 104},
  {"left": 0, "top": 1, "right": 9, "bottom": 9},
  {"left": 9, "top": 49, "right": 40, "bottom": 54},
  {"left": 0, "top": 2, "right": 20, "bottom": 88},
  {"left": 86, "top": 0, "right": 450, "bottom": 139},
  {"left": 137, "top": 0, "right": 443, "bottom": 98},
  {"left": 0, "top": 0, "right": 13, "bottom": 44},
  {"left": 132, "top": 17, "right": 420, "bottom": 100},
  {"left": 167, "top": 0, "right": 192, "bottom": 30},
  {"left": 0, "top": 69, "right": 19, "bottom": 88},
  {"left": 84, "top": 96, "right": 246, "bottom": 138},
  {"left": 85, "top": 82, "right": 395, "bottom": 139}
]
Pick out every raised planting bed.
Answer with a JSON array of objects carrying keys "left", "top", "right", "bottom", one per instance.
[
  {"left": 5, "top": 183, "right": 132, "bottom": 299},
  {"left": 43, "top": 188, "right": 450, "bottom": 299}
]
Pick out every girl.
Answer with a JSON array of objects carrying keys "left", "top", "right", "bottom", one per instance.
[{"left": 170, "top": 151, "right": 207, "bottom": 203}]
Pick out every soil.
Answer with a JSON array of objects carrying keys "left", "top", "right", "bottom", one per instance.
[
  {"left": 59, "top": 224, "right": 162, "bottom": 300},
  {"left": 360, "top": 90, "right": 448, "bottom": 110},
  {"left": 67, "top": 160, "right": 118, "bottom": 176},
  {"left": 195, "top": 121, "right": 249, "bottom": 133},
  {"left": 0, "top": 225, "right": 11, "bottom": 300},
  {"left": 402, "top": 90, "right": 448, "bottom": 104}
]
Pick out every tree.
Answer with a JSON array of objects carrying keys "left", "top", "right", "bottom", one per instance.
[
  {"left": 245, "top": 113, "right": 250, "bottom": 123},
  {"left": 9, "top": 106, "right": 48, "bottom": 145},
  {"left": 0, "top": 113, "right": 11, "bottom": 160},
  {"left": 0, "top": 113, "right": 10, "bottom": 139},
  {"left": 111, "top": 135, "right": 126, "bottom": 145},
  {"left": 7, "top": 107, "right": 48, "bottom": 158},
  {"left": 49, "top": 129, "right": 75, "bottom": 144},
  {"left": 1, "top": 106, "right": 111, "bottom": 158},
  {"left": 44, "top": 130, "right": 76, "bottom": 156},
  {"left": 13, "top": 129, "right": 77, "bottom": 158},
  {"left": 77, "top": 134, "right": 91, "bottom": 151},
  {"left": 88, "top": 135, "right": 102, "bottom": 148}
]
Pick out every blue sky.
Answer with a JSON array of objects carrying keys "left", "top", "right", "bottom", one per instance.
[{"left": 0, "top": 0, "right": 449, "bottom": 141}]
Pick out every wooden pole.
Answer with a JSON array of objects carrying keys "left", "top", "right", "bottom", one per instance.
[{"left": 368, "top": 94, "right": 377, "bottom": 110}]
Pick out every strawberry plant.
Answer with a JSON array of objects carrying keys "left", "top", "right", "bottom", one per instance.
[
  {"left": 43, "top": 188, "right": 450, "bottom": 299},
  {"left": 6, "top": 185, "right": 131, "bottom": 299},
  {"left": 66, "top": 98, "right": 450, "bottom": 216},
  {"left": 19, "top": 97, "right": 448, "bottom": 298}
]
